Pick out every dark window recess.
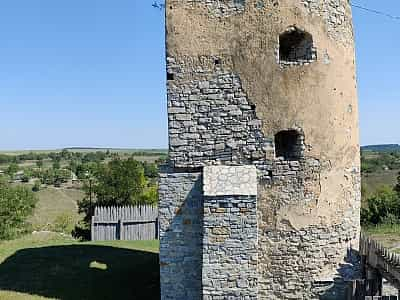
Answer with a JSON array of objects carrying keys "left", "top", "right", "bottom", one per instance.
[
  {"left": 167, "top": 72, "right": 175, "bottom": 81},
  {"left": 279, "top": 28, "right": 314, "bottom": 63},
  {"left": 275, "top": 130, "right": 304, "bottom": 160}
]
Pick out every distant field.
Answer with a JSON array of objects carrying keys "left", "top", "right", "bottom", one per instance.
[
  {"left": 28, "top": 186, "right": 84, "bottom": 231},
  {"left": 0, "top": 148, "right": 167, "bottom": 156},
  {"left": 362, "top": 169, "right": 399, "bottom": 196},
  {"left": 0, "top": 232, "right": 159, "bottom": 300}
]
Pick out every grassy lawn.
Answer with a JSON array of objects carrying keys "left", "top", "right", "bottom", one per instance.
[{"left": 0, "top": 232, "right": 159, "bottom": 300}]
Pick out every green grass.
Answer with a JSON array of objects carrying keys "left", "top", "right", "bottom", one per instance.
[
  {"left": 363, "top": 224, "right": 400, "bottom": 249},
  {"left": 28, "top": 187, "right": 84, "bottom": 231},
  {"left": 0, "top": 232, "right": 159, "bottom": 300}
]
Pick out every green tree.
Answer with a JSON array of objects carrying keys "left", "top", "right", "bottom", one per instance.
[
  {"left": 32, "top": 180, "right": 41, "bottom": 192},
  {"left": 92, "top": 158, "right": 147, "bottom": 205},
  {"left": 78, "top": 158, "right": 157, "bottom": 220},
  {"left": 0, "top": 182, "right": 38, "bottom": 239},
  {"left": 394, "top": 171, "right": 400, "bottom": 195},
  {"left": 52, "top": 161, "right": 61, "bottom": 170},
  {"left": 6, "top": 163, "right": 19, "bottom": 178},
  {"left": 36, "top": 159, "right": 44, "bottom": 169},
  {"left": 21, "top": 174, "right": 30, "bottom": 183},
  {"left": 361, "top": 185, "right": 400, "bottom": 225}
]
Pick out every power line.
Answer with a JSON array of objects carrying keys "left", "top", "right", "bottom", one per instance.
[{"left": 350, "top": 1, "right": 400, "bottom": 20}]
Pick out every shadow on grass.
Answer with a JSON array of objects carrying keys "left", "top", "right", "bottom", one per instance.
[{"left": 0, "top": 244, "right": 159, "bottom": 300}]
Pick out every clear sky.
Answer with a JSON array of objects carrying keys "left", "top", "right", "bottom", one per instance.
[{"left": 0, "top": 0, "right": 398, "bottom": 150}]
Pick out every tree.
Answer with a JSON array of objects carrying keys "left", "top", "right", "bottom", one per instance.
[
  {"left": 394, "top": 171, "right": 400, "bottom": 195},
  {"left": 36, "top": 159, "right": 43, "bottom": 169},
  {"left": 21, "top": 174, "right": 30, "bottom": 183},
  {"left": 91, "top": 158, "right": 147, "bottom": 205},
  {"left": 32, "top": 180, "right": 41, "bottom": 192},
  {"left": 143, "top": 162, "right": 158, "bottom": 178},
  {"left": 361, "top": 185, "right": 400, "bottom": 225},
  {"left": 75, "top": 157, "right": 158, "bottom": 240},
  {"left": 78, "top": 158, "right": 157, "bottom": 221},
  {"left": 6, "top": 163, "right": 19, "bottom": 178},
  {"left": 0, "top": 182, "right": 38, "bottom": 239},
  {"left": 52, "top": 161, "right": 61, "bottom": 170}
]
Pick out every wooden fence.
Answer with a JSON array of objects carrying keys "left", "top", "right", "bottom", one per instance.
[
  {"left": 346, "top": 233, "right": 400, "bottom": 300},
  {"left": 91, "top": 205, "right": 158, "bottom": 241},
  {"left": 365, "top": 297, "right": 398, "bottom": 299}
]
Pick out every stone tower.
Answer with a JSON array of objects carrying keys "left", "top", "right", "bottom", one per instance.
[{"left": 159, "top": 0, "right": 361, "bottom": 299}]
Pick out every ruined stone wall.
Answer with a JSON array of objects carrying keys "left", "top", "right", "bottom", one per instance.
[{"left": 162, "top": 0, "right": 361, "bottom": 299}]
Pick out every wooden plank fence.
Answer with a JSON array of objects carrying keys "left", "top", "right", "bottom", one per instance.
[
  {"left": 345, "top": 233, "right": 400, "bottom": 300},
  {"left": 365, "top": 297, "right": 398, "bottom": 300},
  {"left": 91, "top": 205, "right": 158, "bottom": 241}
]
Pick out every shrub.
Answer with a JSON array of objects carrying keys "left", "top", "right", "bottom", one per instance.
[
  {"left": 52, "top": 213, "right": 75, "bottom": 234},
  {"left": 361, "top": 185, "right": 400, "bottom": 226},
  {"left": 21, "top": 174, "right": 30, "bottom": 183},
  {"left": 0, "top": 182, "right": 38, "bottom": 239},
  {"left": 32, "top": 180, "right": 41, "bottom": 192}
]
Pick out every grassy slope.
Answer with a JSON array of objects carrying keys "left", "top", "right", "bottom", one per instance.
[
  {"left": 362, "top": 169, "right": 399, "bottom": 196},
  {"left": 28, "top": 187, "right": 84, "bottom": 231},
  {"left": 0, "top": 233, "right": 159, "bottom": 300}
]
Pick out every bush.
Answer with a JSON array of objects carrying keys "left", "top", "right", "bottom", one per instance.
[
  {"left": 21, "top": 174, "right": 30, "bottom": 183},
  {"left": 0, "top": 182, "right": 38, "bottom": 239},
  {"left": 32, "top": 180, "right": 41, "bottom": 192},
  {"left": 361, "top": 185, "right": 400, "bottom": 226},
  {"left": 72, "top": 221, "right": 90, "bottom": 241},
  {"left": 52, "top": 213, "right": 75, "bottom": 234}
]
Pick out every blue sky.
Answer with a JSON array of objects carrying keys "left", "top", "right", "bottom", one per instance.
[{"left": 0, "top": 1, "right": 398, "bottom": 150}]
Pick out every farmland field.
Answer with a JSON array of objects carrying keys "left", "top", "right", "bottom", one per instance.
[
  {"left": 0, "top": 148, "right": 167, "bottom": 156},
  {"left": 362, "top": 169, "right": 399, "bottom": 196}
]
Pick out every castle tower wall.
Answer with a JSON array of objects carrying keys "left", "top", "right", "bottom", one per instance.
[{"left": 160, "top": 0, "right": 361, "bottom": 299}]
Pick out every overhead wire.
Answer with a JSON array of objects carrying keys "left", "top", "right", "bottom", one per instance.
[{"left": 350, "top": 1, "right": 400, "bottom": 20}]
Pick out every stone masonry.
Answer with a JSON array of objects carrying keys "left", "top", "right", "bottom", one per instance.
[
  {"left": 203, "top": 166, "right": 258, "bottom": 299},
  {"left": 160, "top": 0, "right": 361, "bottom": 299}
]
